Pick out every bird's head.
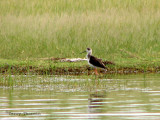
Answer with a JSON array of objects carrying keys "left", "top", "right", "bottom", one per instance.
[
  {"left": 86, "top": 48, "right": 92, "bottom": 54},
  {"left": 80, "top": 48, "right": 92, "bottom": 54}
]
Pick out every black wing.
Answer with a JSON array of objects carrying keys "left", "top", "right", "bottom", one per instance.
[{"left": 89, "top": 56, "right": 106, "bottom": 69}]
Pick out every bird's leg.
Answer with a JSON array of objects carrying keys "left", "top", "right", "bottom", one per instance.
[{"left": 94, "top": 68, "right": 99, "bottom": 75}]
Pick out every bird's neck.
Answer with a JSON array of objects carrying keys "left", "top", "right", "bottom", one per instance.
[{"left": 86, "top": 52, "right": 92, "bottom": 59}]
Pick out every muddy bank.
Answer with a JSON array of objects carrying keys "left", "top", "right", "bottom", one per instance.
[{"left": 1, "top": 64, "right": 160, "bottom": 75}]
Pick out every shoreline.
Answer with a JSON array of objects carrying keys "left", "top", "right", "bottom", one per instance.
[
  {"left": 0, "top": 58, "right": 160, "bottom": 75},
  {"left": 1, "top": 64, "right": 160, "bottom": 75}
]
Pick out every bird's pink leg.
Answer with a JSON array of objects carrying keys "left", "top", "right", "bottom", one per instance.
[{"left": 94, "top": 68, "right": 99, "bottom": 75}]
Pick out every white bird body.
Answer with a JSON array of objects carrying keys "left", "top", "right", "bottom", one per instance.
[{"left": 83, "top": 48, "right": 106, "bottom": 75}]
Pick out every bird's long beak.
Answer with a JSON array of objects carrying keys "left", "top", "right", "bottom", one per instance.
[{"left": 80, "top": 50, "right": 86, "bottom": 54}]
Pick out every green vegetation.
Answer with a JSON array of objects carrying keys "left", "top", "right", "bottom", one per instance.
[
  {"left": 0, "top": 58, "right": 159, "bottom": 75},
  {"left": 0, "top": 0, "right": 160, "bottom": 72}
]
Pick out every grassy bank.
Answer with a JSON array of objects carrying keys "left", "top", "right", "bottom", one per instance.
[
  {"left": 0, "top": 58, "right": 160, "bottom": 75},
  {"left": 0, "top": 0, "right": 160, "bottom": 71}
]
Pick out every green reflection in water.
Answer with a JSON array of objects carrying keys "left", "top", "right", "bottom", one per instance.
[{"left": 0, "top": 74, "right": 160, "bottom": 120}]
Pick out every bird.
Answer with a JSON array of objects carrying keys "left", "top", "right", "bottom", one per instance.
[{"left": 81, "top": 48, "right": 106, "bottom": 75}]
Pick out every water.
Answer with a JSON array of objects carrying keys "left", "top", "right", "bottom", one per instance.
[{"left": 0, "top": 74, "right": 160, "bottom": 120}]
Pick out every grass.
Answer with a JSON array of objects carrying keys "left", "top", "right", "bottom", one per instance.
[
  {"left": 0, "top": 58, "right": 160, "bottom": 75},
  {"left": 0, "top": 0, "right": 160, "bottom": 71}
]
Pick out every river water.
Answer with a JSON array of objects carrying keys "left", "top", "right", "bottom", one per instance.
[{"left": 0, "top": 74, "right": 160, "bottom": 120}]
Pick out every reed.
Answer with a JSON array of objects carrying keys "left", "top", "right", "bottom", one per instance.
[{"left": 0, "top": 0, "right": 160, "bottom": 66}]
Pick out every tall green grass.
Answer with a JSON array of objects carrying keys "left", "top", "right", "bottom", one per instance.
[{"left": 0, "top": 0, "right": 160, "bottom": 65}]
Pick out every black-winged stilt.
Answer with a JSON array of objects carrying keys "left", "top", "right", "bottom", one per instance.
[{"left": 81, "top": 48, "right": 106, "bottom": 75}]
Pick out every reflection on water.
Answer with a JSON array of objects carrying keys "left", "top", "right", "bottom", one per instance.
[
  {"left": 0, "top": 74, "right": 160, "bottom": 119},
  {"left": 88, "top": 93, "right": 106, "bottom": 119},
  {"left": 89, "top": 93, "right": 106, "bottom": 113}
]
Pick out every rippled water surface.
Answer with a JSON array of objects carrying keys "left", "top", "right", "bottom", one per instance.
[{"left": 0, "top": 74, "right": 160, "bottom": 120}]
